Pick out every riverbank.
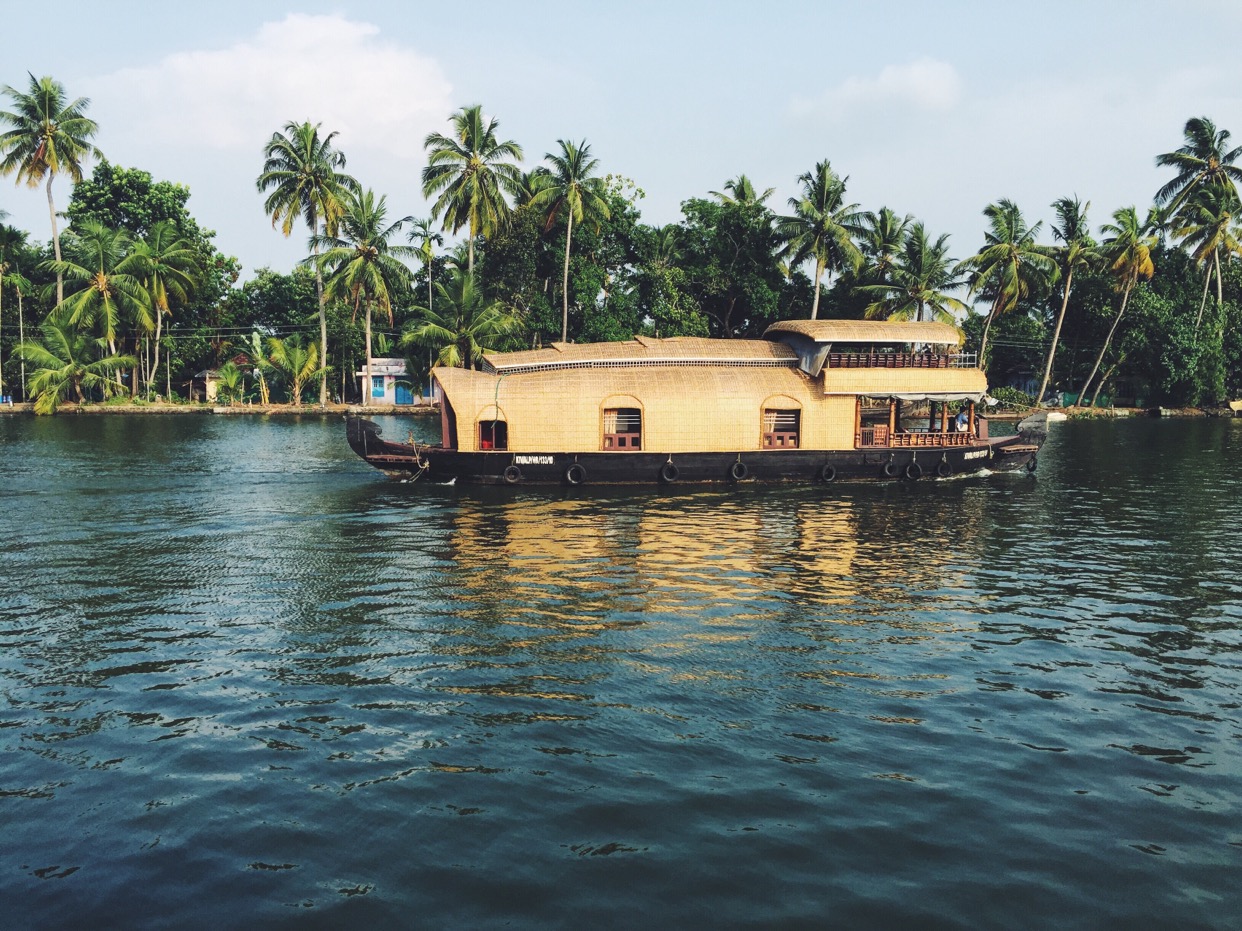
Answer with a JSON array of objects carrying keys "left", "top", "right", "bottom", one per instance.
[{"left": 0, "top": 401, "right": 439, "bottom": 417}]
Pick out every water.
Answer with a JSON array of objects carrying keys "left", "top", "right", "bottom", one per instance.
[{"left": 1, "top": 413, "right": 1239, "bottom": 929}]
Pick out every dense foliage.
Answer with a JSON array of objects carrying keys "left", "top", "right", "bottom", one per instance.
[{"left": 2, "top": 75, "right": 1240, "bottom": 411}]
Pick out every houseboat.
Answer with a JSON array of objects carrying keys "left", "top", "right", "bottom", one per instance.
[{"left": 346, "top": 319, "right": 1045, "bottom": 485}]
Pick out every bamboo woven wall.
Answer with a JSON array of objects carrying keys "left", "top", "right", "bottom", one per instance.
[{"left": 434, "top": 365, "right": 865, "bottom": 453}]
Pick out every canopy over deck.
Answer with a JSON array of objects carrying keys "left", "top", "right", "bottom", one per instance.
[
  {"left": 764, "top": 319, "right": 963, "bottom": 345},
  {"left": 764, "top": 319, "right": 965, "bottom": 376}
]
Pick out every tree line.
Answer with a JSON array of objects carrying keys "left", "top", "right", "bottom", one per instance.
[{"left": 1, "top": 72, "right": 1239, "bottom": 413}]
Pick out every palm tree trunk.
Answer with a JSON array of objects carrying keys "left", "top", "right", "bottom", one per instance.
[
  {"left": 315, "top": 223, "right": 328, "bottom": 405},
  {"left": 18, "top": 287, "right": 26, "bottom": 399},
  {"left": 1214, "top": 247, "right": 1223, "bottom": 309},
  {"left": 1089, "top": 354, "right": 1125, "bottom": 409},
  {"left": 809, "top": 257, "right": 825, "bottom": 320},
  {"left": 363, "top": 299, "right": 373, "bottom": 408},
  {"left": 151, "top": 311, "right": 164, "bottom": 398},
  {"left": 0, "top": 282, "right": 5, "bottom": 398},
  {"left": 1078, "top": 279, "right": 1134, "bottom": 406},
  {"left": 467, "top": 219, "right": 475, "bottom": 278},
  {"left": 978, "top": 299, "right": 1000, "bottom": 370},
  {"left": 1037, "top": 268, "right": 1075, "bottom": 406},
  {"left": 1195, "top": 261, "right": 1212, "bottom": 334},
  {"left": 47, "top": 174, "right": 64, "bottom": 306},
  {"left": 561, "top": 211, "right": 574, "bottom": 342}
]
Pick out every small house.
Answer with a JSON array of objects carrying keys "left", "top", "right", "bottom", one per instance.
[{"left": 357, "top": 357, "right": 419, "bottom": 405}]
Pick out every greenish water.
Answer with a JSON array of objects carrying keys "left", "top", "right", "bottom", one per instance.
[{"left": 1, "top": 414, "right": 1240, "bottom": 928}]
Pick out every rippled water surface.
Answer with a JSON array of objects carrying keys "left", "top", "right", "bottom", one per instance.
[{"left": 2, "top": 414, "right": 1240, "bottom": 928}]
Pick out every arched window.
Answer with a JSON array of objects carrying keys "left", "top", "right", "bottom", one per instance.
[
  {"left": 761, "top": 396, "right": 801, "bottom": 449},
  {"left": 477, "top": 405, "right": 508, "bottom": 450},
  {"left": 601, "top": 396, "right": 643, "bottom": 450}
]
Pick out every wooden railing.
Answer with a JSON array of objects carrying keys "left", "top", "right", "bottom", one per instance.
[
  {"left": 828, "top": 352, "right": 977, "bottom": 369},
  {"left": 857, "top": 428, "right": 973, "bottom": 448}
]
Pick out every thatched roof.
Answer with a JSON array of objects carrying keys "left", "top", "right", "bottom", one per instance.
[
  {"left": 764, "top": 320, "right": 963, "bottom": 345},
  {"left": 483, "top": 336, "right": 796, "bottom": 374}
]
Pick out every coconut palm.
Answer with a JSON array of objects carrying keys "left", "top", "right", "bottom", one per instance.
[
  {"left": 1037, "top": 196, "right": 1099, "bottom": 405},
  {"left": 1171, "top": 184, "right": 1241, "bottom": 332},
  {"left": 406, "top": 217, "right": 444, "bottom": 317},
  {"left": 257, "top": 120, "right": 357, "bottom": 405},
  {"left": 527, "top": 139, "right": 611, "bottom": 342},
  {"left": 857, "top": 207, "right": 913, "bottom": 286},
  {"left": 776, "top": 160, "right": 864, "bottom": 320},
  {"left": 315, "top": 188, "right": 415, "bottom": 406},
  {"left": 1076, "top": 206, "right": 1158, "bottom": 406},
  {"left": 234, "top": 331, "right": 272, "bottom": 405},
  {"left": 45, "top": 221, "right": 151, "bottom": 365},
  {"left": 711, "top": 174, "right": 774, "bottom": 206},
  {"left": 422, "top": 105, "right": 524, "bottom": 276},
  {"left": 0, "top": 73, "right": 103, "bottom": 305},
  {"left": 266, "top": 334, "right": 324, "bottom": 406},
  {"left": 1155, "top": 116, "right": 1242, "bottom": 212},
  {"left": 400, "top": 268, "right": 523, "bottom": 369},
  {"left": 956, "top": 199, "right": 1057, "bottom": 367},
  {"left": 119, "top": 220, "right": 199, "bottom": 396},
  {"left": 15, "top": 319, "right": 135, "bottom": 414},
  {"left": 214, "top": 360, "right": 244, "bottom": 405},
  {"left": 860, "top": 222, "right": 967, "bottom": 324}
]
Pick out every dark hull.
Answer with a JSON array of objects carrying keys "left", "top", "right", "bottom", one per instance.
[{"left": 346, "top": 416, "right": 1044, "bottom": 485}]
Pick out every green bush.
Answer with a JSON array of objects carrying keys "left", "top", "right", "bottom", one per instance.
[{"left": 989, "top": 386, "right": 1036, "bottom": 410}]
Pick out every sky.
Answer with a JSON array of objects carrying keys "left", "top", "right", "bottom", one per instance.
[{"left": 2, "top": 0, "right": 1240, "bottom": 283}]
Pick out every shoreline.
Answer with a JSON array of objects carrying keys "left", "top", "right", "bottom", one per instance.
[{"left": 0, "top": 401, "right": 440, "bottom": 417}]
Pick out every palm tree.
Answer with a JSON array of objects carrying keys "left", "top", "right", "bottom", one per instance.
[
  {"left": 422, "top": 105, "right": 524, "bottom": 276},
  {"left": 956, "top": 199, "right": 1057, "bottom": 367},
  {"left": 1155, "top": 116, "right": 1242, "bottom": 212},
  {"left": 1171, "top": 184, "right": 1241, "bottom": 332},
  {"left": 776, "top": 160, "right": 863, "bottom": 319},
  {"left": 1037, "top": 196, "right": 1099, "bottom": 405},
  {"left": 711, "top": 174, "right": 774, "bottom": 206},
  {"left": 234, "top": 331, "right": 272, "bottom": 405},
  {"left": 315, "top": 188, "right": 415, "bottom": 406},
  {"left": 266, "top": 334, "right": 324, "bottom": 406},
  {"left": 119, "top": 220, "right": 199, "bottom": 396},
  {"left": 45, "top": 221, "right": 151, "bottom": 366},
  {"left": 860, "top": 223, "right": 967, "bottom": 324},
  {"left": 257, "top": 121, "right": 357, "bottom": 405},
  {"left": 214, "top": 360, "right": 244, "bottom": 405},
  {"left": 15, "top": 319, "right": 135, "bottom": 414},
  {"left": 1076, "top": 206, "right": 1157, "bottom": 406},
  {"left": 527, "top": 139, "right": 611, "bottom": 342},
  {"left": 407, "top": 217, "right": 444, "bottom": 317},
  {"left": 401, "top": 268, "right": 523, "bottom": 368},
  {"left": 857, "top": 207, "right": 913, "bottom": 285},
  {"left": 0, "top": 73, "right": 103, "bottom": 305}
]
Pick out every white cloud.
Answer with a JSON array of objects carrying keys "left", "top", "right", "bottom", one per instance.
[
  {"left": 92, "top": 13, "right": 453, "bottom": 160},
  {"left": 791, "top": 58, "right": 963, "bottom": 119}
]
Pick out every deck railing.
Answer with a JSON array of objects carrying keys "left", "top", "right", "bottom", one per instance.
[
  {"left": 827, "top": 351, "right": 977, "bottom": 369},
  {"left": 857, "top": 427, "right": 973, "bottom": 448}
]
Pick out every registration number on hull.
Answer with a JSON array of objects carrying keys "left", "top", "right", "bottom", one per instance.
[
  {"left": 963, "top": 450, "right": 987, "bottom": 460},
  {"left": 514, "top": 455, "right": 555, "bottom": 465}
]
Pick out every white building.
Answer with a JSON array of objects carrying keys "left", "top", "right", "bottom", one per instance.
[{"left": 356, "top": 358, "right": 420, "bottom": 405}]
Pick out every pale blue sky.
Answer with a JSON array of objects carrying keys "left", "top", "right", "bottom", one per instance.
[{"left": 2, "top": 1, "right": 1239, "bottom": 281}]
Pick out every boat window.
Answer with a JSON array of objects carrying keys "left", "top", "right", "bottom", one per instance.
[
  {"left": 603, "top": 407, "right": 642, "bottom": 450},
  {"left": 762, "top": 409, "right": 800, "bottom": 449},
  {"left": 479, "top": 420, "right": 508, "bottom": 451}
]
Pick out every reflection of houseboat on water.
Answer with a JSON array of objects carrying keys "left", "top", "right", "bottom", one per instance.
[{"left": 347, "top": 320, "right": 1046, "bottom": 485}]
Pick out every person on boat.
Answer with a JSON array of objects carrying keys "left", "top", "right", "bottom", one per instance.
[{"left": 955, "top": 409, "right": 969, "bottom": 432}]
